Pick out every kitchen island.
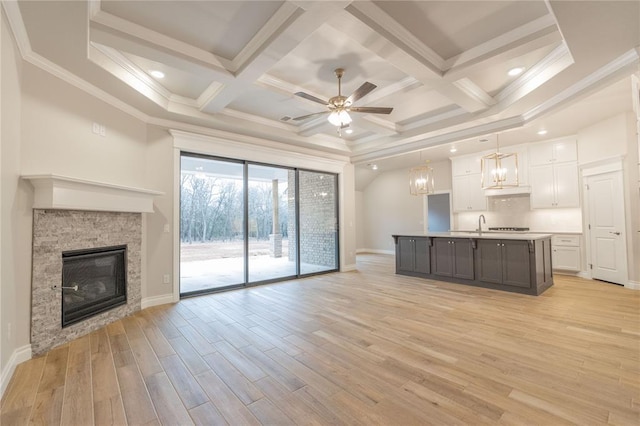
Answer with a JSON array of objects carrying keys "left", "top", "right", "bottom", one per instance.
[{"left": 392, "top": 232, "right": 553, "bottom": 295}]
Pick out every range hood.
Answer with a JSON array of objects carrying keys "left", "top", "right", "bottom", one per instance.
[{"left": 484, "top": 185, "right": 531, "bottom": 197}]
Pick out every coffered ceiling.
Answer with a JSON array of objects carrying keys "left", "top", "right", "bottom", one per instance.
[{"left": 4, "top": 1, "right": 639, "bottom": 167}]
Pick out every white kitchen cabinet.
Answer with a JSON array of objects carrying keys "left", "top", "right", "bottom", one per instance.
[
  {"left": 451, "top": 155, "right": 482, "bottom": 176},
  {"left": 530, "top": 162, "right": 580, "bottom": 208},
  {"left": 551, "top": 234, "right": 581, "bottom": 272},
  {"left": 452, "top": 174, "right": 487, "bottom": 212},
  {"left": 528, "top": 138, "right": 577, "bottom": 166}
]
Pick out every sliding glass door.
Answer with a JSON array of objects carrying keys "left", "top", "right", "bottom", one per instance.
[
  {"left": 180, "top": 154, "right": 337, "bottom": 296},
  {"left": 247, "top": 164, "right": 297, "bottom": 283},
  {"left": 180, "top": 155, "right": 244, "bottom": 294}
]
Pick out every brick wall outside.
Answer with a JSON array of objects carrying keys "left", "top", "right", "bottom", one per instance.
[
  {"left": 287, "top": 171, "right": 337, "bottom": 269},
  {"left": 31, "top": 209, "right": 142, "bottom": 355}
]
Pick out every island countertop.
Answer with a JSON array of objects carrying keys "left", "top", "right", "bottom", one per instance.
[{"left": 391, "top": 231, "right": 553, "bottom": 241}]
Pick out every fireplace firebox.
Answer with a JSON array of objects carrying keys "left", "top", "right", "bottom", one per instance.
[{"left": 61, "top": 245, "right": 127, "bottom": 327}]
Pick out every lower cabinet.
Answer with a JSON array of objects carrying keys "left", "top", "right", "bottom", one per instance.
[
  {"left": 551, "top": 234, "right": 581, "bottom": 271},
  {"left": 432, "top": 238, "right": 474, "bottom": 280},
  {"left": 393, "top": 235, "right": 553, "bottom": 295},
  {"left": 396, "top": 236, "right": 431, "bottom": 275},
  {"left": 476, "top": 239, "right": 531, "bottom": 288}
]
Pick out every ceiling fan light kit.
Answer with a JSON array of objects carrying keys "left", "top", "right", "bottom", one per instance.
[
  {"left": 328, "top": 109, "right": 352, "bottom": 126},
  {"left": 293, "top": 68, "right": 393, "bottom": 127}
]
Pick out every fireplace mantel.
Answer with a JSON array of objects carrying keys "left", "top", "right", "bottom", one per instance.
[{"left": 22, "top": 174, "right": 163, "bottom": 213}]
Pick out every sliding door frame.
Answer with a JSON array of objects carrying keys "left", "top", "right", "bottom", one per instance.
[
  {"left": 171, "top": 129, "right": 353, "bottom": 305},
  {"left": 179, "top": 152, "right": 339, "bottom": 297}
]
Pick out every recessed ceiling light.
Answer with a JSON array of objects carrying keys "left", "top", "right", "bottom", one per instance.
[
  {"left": 450, "top": 147, "right": 457, "bottom": 153},
  {"left": 508, "top": 67, "right": 524, "bottom": 77},
  {"left": 537, "top": 129, "right": 548, "bottom": 135},
  {"left": 372, "top": 164, "right": 378, "bottom": 170},
  {"left": 150, "top": 70, "right": 165, "bottom": 79},
  {"left": 345, "top": 128, "right": 353, "bottom": 134}
]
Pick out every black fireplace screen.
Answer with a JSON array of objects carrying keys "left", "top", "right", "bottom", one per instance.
[{"left": 61, "top": 245, "right": 127, "bottom": 327}]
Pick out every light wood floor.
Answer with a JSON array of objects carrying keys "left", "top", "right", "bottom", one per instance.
[{"left": 2, "top": 254, "right": 639, "bottom": 425}]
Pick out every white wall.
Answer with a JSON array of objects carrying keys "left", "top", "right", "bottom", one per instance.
[
  {"left": 144, "top": 126, "right": 175, "bottom": 300},
  {"left": 355, "top": 190, "right": 365, "bottom": 250},
  {"left": 20, "top": 69, "right": 148, "bottom": 185},
  {"left": 361, "top": 160, "right": 452, "bottom": 252},
  {"left": 1, "top": 8, "right": 31, "bottom": 391}
]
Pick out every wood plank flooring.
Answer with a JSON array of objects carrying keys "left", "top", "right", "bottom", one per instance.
[{"left": 2, "top": 254, "right": 639, "bottom": 425}]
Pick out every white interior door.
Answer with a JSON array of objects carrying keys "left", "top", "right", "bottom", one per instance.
[{"left": 586, "top": 170, "right": 628, "bottom": 285}]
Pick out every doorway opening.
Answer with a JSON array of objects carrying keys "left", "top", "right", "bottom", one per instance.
[{"left": 426, "top": 192, "right": 452, "bottom": 232}]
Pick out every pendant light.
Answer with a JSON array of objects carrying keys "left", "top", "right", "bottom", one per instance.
[
  {"left": 481, "top": 134, "right": 519, "bottom": 189},
  {"left": 409, "top": 151, "right": 435, "bottom": 196}
]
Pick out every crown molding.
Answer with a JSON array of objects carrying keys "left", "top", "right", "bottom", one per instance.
[
  {"left": 90, "top": 9, "right": 232, "bottom": 74},
  {"left": 89, "top": 42, "right": 172, "bottom": 109},
  {"left": 350, "top": 115, "right": 525, "bottom": 163},
  {"left": 346, "top": 1, "right": 444, "bottom": 73},
  {"left": 221, "top": 108, "right": 295, "bottom": 132},
  {"left": 523, "top": 48, "right": 640, "bottom": 122},
  {"left": 496, "top": 42, "right": 573, "bottom": 107},
  {"left": 444, "top": 14, "right": 558, "bottom": 71},
  {"left": 231, "top": 2, "right": 302, "bottom": 73},
  {"left": 452, "top": 78, "right": 495, "bottom": 108},
  {"left": 2, "top": 1, "right": 31, "bottom": 57}
]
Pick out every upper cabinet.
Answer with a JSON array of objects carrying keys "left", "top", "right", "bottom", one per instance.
[
  {"left": 528, "top": 138, "right": 577, "bottom": 166},
  {"left": 451, "top": 155, "right": 482, "bottom": 176},
  {"left": 529, "top": 138, "right": 580, "bottom": 209},
  {"left": 452, "top": 174, "right": 487, "bottom": 212},
  {"left": 451, "top": 154, "right": 486, "bottom": 212}
]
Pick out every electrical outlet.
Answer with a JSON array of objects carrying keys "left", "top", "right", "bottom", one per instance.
[
  {"left": 163, "top": 274, "right": 170, "bottom": 284},
  {"left": 163, "top": 224, "right": 170, "bottom": 233},
  {"left": 92, "top": 122, "right": 100, "bottom": 134},
  {"left": 99, "top": 125, "right": 106, "bottom": 137}
]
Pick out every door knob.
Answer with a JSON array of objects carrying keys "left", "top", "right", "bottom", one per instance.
[{"left": 609, "top": 231, "right": 620, "bottom": 235}]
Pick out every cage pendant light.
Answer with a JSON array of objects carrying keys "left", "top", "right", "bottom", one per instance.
[
  {"left": 481, "top": 134, "right": 519, "bottom": 189},
  {"left": 409, "top": 153, "right": 434, "bottom": 196}
]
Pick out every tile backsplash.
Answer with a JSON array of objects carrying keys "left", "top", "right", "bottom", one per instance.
[{"left": 454, "top": 194, "right": 583, "bottom": 233}]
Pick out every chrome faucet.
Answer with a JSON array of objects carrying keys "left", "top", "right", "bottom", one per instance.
[{"left": 478, "top": 214, "right": 486, "bottom": 234}]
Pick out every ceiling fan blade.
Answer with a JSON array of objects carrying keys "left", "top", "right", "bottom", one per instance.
[
  {"left": 346, "top": 82, "right": 377, "bottom": 105},
  {"left": 292, "top": 111, "right": 329, "bottom": 121},
  {"left": 294, "top": 92, "right": 329, "bottom": 105},
  {"left": 349, "top": 106, "right": 393, "bottom": 114}
]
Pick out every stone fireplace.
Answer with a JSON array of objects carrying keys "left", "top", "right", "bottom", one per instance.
[
  {"left": 31, "top": 210, "right": 142, "bottom": 355},
  {"left": 24, "top": 174, "right": 162, "bottom": 356}
]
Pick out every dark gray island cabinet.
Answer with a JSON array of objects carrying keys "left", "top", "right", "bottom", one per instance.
[{"left": 392, "top": 232, "right": 553, "bottom": 295}]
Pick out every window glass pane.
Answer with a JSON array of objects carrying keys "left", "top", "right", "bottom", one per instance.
[
  {"left": 180, "top": 155, "right": 244, "bottom": 294},
  {"left": 247, "top": 165, "right": 297, "bottom": 282}
]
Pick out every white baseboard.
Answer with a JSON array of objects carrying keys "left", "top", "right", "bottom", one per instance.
[
  {"left": 141, "top": 293, "right": 177, "bottom": 309},
  {"left": 341, "top": 263, "right": 357, "bottom": 272},
  {"left": 625, "top": 280, "right": 640, "bottom": 290},
  {"left": 1, "top": 344, "right": 32, "bottom": 398},
  {"left": 356, "top": 249, "right": 394, "bottom": 255},
  {"left": 577, "top": 271, "right": 591, "bottom": 280}
]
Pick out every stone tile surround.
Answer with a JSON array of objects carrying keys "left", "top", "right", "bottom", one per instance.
[{"left": 31, "top": 209, "right": 142, "bottom": 355}]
